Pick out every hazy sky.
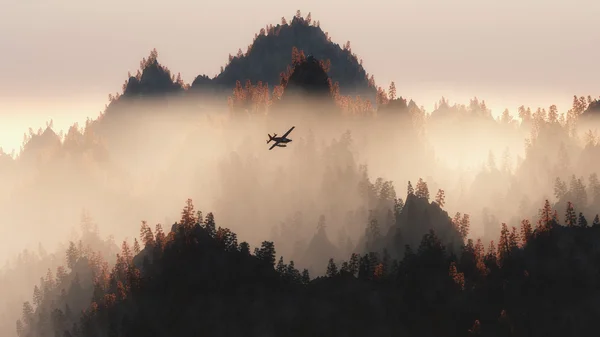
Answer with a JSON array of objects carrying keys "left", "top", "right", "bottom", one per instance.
[{"left": 0, "top": 0, "right": 598, "bottom": 152}]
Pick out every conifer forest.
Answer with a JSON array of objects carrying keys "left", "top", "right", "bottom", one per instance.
[{"left": 2, "top": 10, "right": 600, "bottom": 337}]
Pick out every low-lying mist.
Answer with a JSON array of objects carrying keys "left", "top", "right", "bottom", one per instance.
[{"left": 2, "top": 93, "right": 600, "bottom": 337}]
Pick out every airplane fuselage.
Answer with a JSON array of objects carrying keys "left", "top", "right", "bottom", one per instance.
[{"left": 272, "top": 137, "right": 292, "bottom": 143}]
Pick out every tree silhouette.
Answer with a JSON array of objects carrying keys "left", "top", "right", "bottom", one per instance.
[
  {"left": 435, "top": 189, "right": 445, "bottom": 207},
  {"left": 565, "top": 201, "right": 577, "bottom": 227},
  {"left": 326, "top": 258, "right": 338, "bottom": 277},
  {"left": 415, "top": 178, "right": 429, "bottom": 200}
]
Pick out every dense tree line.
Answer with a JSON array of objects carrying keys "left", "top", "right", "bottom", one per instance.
[{"left": 15, "top": 192, "right": 600, "bottom": 337}]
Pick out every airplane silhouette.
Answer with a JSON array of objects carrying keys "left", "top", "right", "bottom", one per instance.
[{"left": 267, "top": 126, "right": 295, "bottom": 150}]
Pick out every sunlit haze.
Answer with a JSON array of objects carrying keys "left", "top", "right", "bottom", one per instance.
[
  {"left": 2, "top": 2, "right": 600, "bottom": 336},
  {"left": 1, "top": 0, "right": 599, "bottom": 150}
]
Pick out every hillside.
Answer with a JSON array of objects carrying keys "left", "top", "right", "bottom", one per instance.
[
  {"left": 198, "top": 12, "right": 374, "bottom": 97},
  {"left": 110, "top": 11, "right": 375, "bottom": 104},
  {"left": 16, "top": 197, "right": 600, "bottom": 337}
]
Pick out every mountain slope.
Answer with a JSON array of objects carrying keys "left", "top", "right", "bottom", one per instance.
[{"left": 190, "top": 13, "right": 374, "bottom": 97}]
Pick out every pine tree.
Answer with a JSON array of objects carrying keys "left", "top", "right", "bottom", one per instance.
[
  {"left": 578, "top": 212, "right": 588, "bottom": 228},
  {"left": 538, "top": 199, "right": 553, "bottom": 229},
  {"left": 180, "top": 198, "right": 197, "bottom": 229},
  {"left": 415, "top": 178, "right": 429, "bottom": 199},
  {"left": 133, "top": 238, "right": 141, "bottom": 255},
  {"left": 348, "top": 253, "right": 360, "bottom": 277},
  {"left": 238, "top": 242, "right": 250, "bottom": 255},
  {"left": 254, "top": 241, "right": 276, "bottom": 267},
  {"left": 340, "top": 261, "right": 351, "bottom": 275},
  {"left": 569, "top": 175, "right": 588, "bottom": 207},
  {"left": 291, "top": 46, "right": 301, "bottom": 66},
  {"left": 21, "top": 302, "right": 34, "bottom": 326},
  {"left": 56, "top": 266, "right": 67, "bottom": 285},
  {"left": 449, "top": 261, "right": 465, "bottom": 290},
  {"left": 509, "top": 226, "right": 519, "bottom": 250},
  {"left": 459, "top": 214, "right": 471, "bottom": 239},
  {"left": 497, "top": 223, "right": 511, "bottom": 265},
  {"left": 593, "top": 214, "right": 600, "bottom": 227},
  {"left": 589, "top": 173, "right": 600, "bottom": 204},
  {"left": 33, "top": 285, "right": 42, "bottom": 307},
  {"left": 486, "top": 240, "right": 497, "bottom": 267},
  {"left": 216, "top": 227, "right": 238, "bottom": 251},
  {"left": 435, "top": 189, "right": 445, "bottom": 207},
  {"left": 565, "top": 201, "right": 577, "bottom": 227},
  {"left": 326, "top": 258, "right": 338, "bottom": 277},
  {"left": 365, "top": 212, "right": 381, "bottom": 251},
  {"left": 286, "top": 261, "right": 301, "bottom": 283},
  {"left": 139, "top": 221, "right": 155, "bottom": 248},
  {"left": 500, "top": 109, "right": 513, "bottom": 124},
  {"left": 554, "top": 177, "right": 568, "bottom": 200},
  {"left": 301, "top": 269, "right": 310, "bottom": 284},
  {"left": 116, "top": 281, "right": 127, "bottom": 301},
  {"left": 388, "top": 82, "right": 396, "bottom": 100},
  {"left": 276, "top": 256, "right": 286, "bottom": 274},
  {"left": 474, "top": 239, "right": 488, "bottom": 276},
  {"left": 16, "top": 319, "right": 24, "bottom": 337},
  {"left": 394, "top": 198, "right": 404, "bottom": 216},
  {"left": 196, "top": 210, "right": 204, "bottom": 224},
  {"left": 546, "top": 104, "right": 560, "bottom": 123},
  {"left": 151, "top": 224, "right": 165, "bottom": 251},
  {"left": 204, "top": 213, "right": 216, "bottom": 237},
  {"left": 66, "top": 241, "right": 79, "bottom": 270},
  {"left": 358, "top": 254, "right": 372, "bottom": 279},
  {"left": 452, "top": 212, "right": 462, "bottom": 229},
  {"left": 407, "top": 181, "right": 414, "bottom": 196},
  {"left": 521, "top": 219, "right": 533, "bottom": 244},
  {"left": 42, "top": 268, "right": 56, "bottom": 294}
]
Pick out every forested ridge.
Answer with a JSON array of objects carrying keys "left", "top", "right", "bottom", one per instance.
[
  {"left": 15, "top": 194, "right": 600, "bottom": 337},
  {"left": 3, "top": 10, "right": 600, "bottom": 337}
]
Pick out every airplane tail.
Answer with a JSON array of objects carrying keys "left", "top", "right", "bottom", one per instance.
[{"left": 267, "top": 134, "right": 273, "bottom": 144}]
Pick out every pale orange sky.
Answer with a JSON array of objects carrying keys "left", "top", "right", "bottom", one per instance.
[{"left": 0, "top": 0, "right": 599, "bottom": 152}]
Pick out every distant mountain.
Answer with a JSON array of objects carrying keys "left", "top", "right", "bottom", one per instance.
[
  {"left": 194, "top": 13, "right": 374, "bottom": 97},
  {"left": 111, "top": 12, "right": 375, "bottom": 104}
]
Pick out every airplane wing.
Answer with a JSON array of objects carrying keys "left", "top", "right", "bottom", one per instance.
[
  {"left": 281, "top": 126, "right": 295, "bottom": 138},
  {"left": 269, "top": 141, "right": 279, "bottom": 150}
]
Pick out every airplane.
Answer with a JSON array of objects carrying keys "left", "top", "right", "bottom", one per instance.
[{"left": 267, "top": 126, "right": 295, "bottom": 150}]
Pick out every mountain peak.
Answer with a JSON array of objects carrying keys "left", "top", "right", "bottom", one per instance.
[{"left": 195, "top": 11, "right": 374, "bottom": 97}]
